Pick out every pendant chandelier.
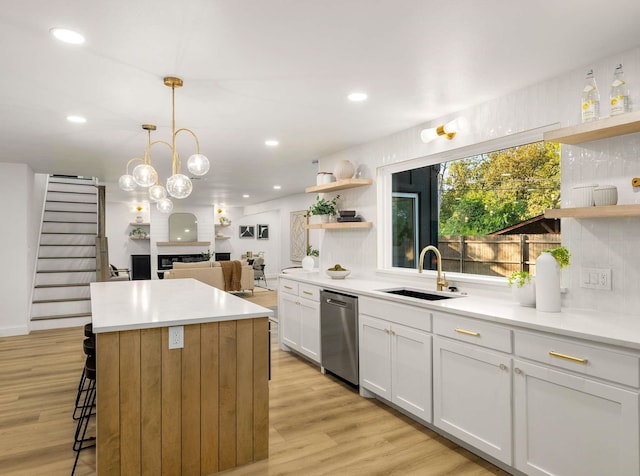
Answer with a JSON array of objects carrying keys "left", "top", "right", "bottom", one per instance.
[{"left": 118, "top": 76, "right": 210, "bottom": 213}]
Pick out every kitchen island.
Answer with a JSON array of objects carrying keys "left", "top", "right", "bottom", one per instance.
[{"left": 90, "top": 278, "right": 273, "bottom": 475}]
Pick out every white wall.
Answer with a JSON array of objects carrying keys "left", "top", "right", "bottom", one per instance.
[
  {"left": 315, "top": 45, "right": 640, "bottom": 314},
  {"left": 0, "top": 164, "right": 37, "bottom": 336}
]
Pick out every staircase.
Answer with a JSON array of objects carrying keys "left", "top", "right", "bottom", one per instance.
[{"left": 30, "top": 176, "right": 98, "bottom": 327}]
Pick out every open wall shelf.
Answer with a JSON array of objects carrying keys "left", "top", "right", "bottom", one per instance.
[
  {"left": 305, "top": 178, "right": 373, "bottom": 194},
  {"left": 306, "top": 222, "right": 373, "bottom": 230},
  {"left": 545, "top": 204, "right": 640, "bottom": 219},
  {"left": 156, "top": 241, "right": 211, "bottom": 246},
  {"left": 543, "top": 111, "right": 640, "bottom": 145}
]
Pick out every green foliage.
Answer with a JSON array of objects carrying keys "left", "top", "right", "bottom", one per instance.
[
  {"left": 306, "top": 245, "right": 319, "bottom": 257},
  {"left": 306, "top": 195, "right": 340, "bottom": 216},
  {"left": 439, "top": 142, "right": 560, "bottom": 235},
  {"left": 201, "top": 250, "right": 213, "bottom": 261},
  {"left": 508, "top": 271, "right": 532, "bottom": 288},
  {"left": 541, "top": 246, "right": 570, "bottom": 268}
]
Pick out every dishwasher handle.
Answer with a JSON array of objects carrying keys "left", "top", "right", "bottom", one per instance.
[{"left": 325, "top": 297, "right": 349, "bottom": 307}]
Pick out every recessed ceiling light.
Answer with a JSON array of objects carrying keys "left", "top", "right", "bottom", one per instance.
[
  {"left": 265, "top": 140, "right": 279, "bottom": 147},
  {"left": 348, "top": 92, "right": 368, "bottom": 102},
  {"left": 50, "top": 28, "right": 85, "bottom": 45},
  {"left": 242, "top": 194, "right": 250, "bottom": 198},
  {"left": 66, "top": 115, "right": 87, "bottom": 123},
  {"left": 273, "top": 185, "right": 281, "bottom": 190}
]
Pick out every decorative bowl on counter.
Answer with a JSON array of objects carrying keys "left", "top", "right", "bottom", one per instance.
[{"left": 326, "top": 269, "right": 351, "bottom": 279}]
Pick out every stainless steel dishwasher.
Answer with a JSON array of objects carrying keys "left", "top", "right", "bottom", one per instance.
[{"left": 320, "top": 290, "right": 359, "bottom": 385}]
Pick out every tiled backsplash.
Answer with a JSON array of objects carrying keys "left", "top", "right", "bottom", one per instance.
[{"left": 317, "top": 45, "right": 640, "bottom": 315}]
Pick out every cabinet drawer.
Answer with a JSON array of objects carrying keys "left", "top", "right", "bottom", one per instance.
[
  {"left": 515, "top": 331, "right": 640, "bottom": 388},
  {"left": 360, "top": 297, "right": 431, "bottom": 332},
  {"left": 279, "top": 279, "right": 299, "bottom": 296},
  {"left": 299, "top": 284, "right": 320, "bottom": 301},
  {"left": 433, "top": 312, "right": 512, "bottom": 353}
]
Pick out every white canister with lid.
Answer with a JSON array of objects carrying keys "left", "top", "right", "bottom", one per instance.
[
  {"left": 571, "top": 183, "right": 598, "bottom": 207},
  {"left": 593, "top": 185, "right": 618, "bottom": 206}
]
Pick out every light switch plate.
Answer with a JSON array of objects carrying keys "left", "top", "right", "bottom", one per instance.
[
  {"left": 580, "top": 267, "right": 612, "bottom": 290},
  {"left": 168, "top": 325, "right": 184, "bottom": 349}
]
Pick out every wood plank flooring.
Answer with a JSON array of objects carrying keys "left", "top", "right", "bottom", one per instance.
[{"left": 0, "top": 289, "right": 507, "bottom": 476}]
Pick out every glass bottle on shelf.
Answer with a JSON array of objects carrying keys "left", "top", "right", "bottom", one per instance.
[
  {"left": 610, "top": 63, "right": 629, "bottom": 116},
  {"left": 581, "top": 69, "right": 600, "bottom": 123}
]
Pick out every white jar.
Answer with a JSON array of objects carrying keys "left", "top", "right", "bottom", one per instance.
[
  {"left": 535, "top": 252, "right": 561, "bottom": 313},
  {"left": 593, "top": 185, "right": 618, "bottom": 206},
  {"left": 571, "top": 184, "right": 598, "bottom": 207}
]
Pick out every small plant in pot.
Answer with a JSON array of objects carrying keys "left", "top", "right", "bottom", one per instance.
[
  {"left": 302, "top": 245, "right": 319, "bottom": 270},
  {"left": 508, "top": 271, "right": 535, "bottom": 307},
  {"left": 306, "top": 195, "right": 340, "bottom": 224}
]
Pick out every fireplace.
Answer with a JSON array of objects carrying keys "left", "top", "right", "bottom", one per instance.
[{"left": 157, "top": 254, "right": 206, "bottom": 272}]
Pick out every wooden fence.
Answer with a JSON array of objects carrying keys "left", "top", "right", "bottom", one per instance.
[{"left": 438, "top": 234, "right": 561, "bottom": 278}]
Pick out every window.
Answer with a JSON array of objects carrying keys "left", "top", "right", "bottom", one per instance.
[{"left": 382, "top": 131, "right": 560, "bottom": 278}]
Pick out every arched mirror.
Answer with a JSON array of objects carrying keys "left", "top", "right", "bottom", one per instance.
[{"left": 169, "top": 213, "right": 198, "bottom": 242}]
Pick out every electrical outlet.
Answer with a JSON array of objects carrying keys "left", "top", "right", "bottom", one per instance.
[
  {"left": 168, "top": 325, "right": 184, "bottom": 349},
  {"left": 580, "top": 267, "right": 612, "bottom": 290}
]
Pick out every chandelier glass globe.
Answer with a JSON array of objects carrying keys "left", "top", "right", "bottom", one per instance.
[
  {"left": 148, "top": 184, "right": 167, "bottom": 202},
  {"left": 156, "top": 197, "right": 174, "bottom": 213},
  {"left": 187, "top": 153, "right": 210, "bottom": 176},
  {"left": 166, "top": 173, "right": 193, "bottom": 199},
  {"left": 118, "top": 174, "right": 137, "bottom": 192},
  {"left": 132, "top": 163, "right": 158, "bottom": 188}
]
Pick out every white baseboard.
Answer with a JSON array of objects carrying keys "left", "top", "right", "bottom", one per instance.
[{"left": 0, "top": 326, "right": 30, "bottom": 337}]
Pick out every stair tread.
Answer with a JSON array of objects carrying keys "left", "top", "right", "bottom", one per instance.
[
  {"left": 40, "top": 244, "right": 95, "bottom": 247},
  {"left": 44, "top": 210, "right": 97, "bottom": 213},
  {"left": 37, "top": 269, "right": 97, "bottom": 273},
  {"left": 41, "top": 232, "right": 97, "bottom": 235},
  {"left": 38, "top": 256, "right": 96, "bottom": 259},
  {"left": 31, "top": 312, "right": 92, "bottom": 321},
  {"left": 35, "top": 283, "right": 91, "bottom": 288},
  {"left": 42, "top": 220, "right": 97, "bottom": 224},
  {"left": 33, "top": 297, "right": 90, "bottom": 304}
]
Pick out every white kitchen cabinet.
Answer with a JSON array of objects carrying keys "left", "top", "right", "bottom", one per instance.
[
  {"left": 360, "top": 314, "right": 432, "bottom": 422},
  {"left": 513, "top": 359, "right": 639, "bottom": 476},
  {"left": 278, "top": 279, "right": 321, "bottom": 364},
  {"left": 513, "top": 330, "right": 640, "bottom": 476},
  {"left": 433, "top": 335, "right": 512, "bottom": 465}
]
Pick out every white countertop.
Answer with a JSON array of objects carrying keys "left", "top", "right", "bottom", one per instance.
[
  {"left": 90, "top": 278, "right": 274, "bottom": 333},
  {"left": 280, "top": 272, "right": 640, "bottom": 351}
]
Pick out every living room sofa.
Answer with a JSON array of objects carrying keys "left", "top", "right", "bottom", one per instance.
[{"left": 165, "top": 260, "right": 255, "bottom": 293}]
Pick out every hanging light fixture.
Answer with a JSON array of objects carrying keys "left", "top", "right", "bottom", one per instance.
[{"left": 118, "top": 76, "right": 210, "bottom": 212}]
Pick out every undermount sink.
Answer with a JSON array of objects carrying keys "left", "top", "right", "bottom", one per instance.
[{"left": 380, "top": 288, "right": 462, "bottom": 301}]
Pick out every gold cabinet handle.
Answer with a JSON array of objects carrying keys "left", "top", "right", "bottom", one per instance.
[
  {"left": 384, "top": 328, "right": 390, "bottom": 334},
  {"left": 514, "top": 367, "right": 523, "bottom": 375},
  {"left": 499, "top": 363, "right": 507, "bottom": 371},
  {"left": 284, "top": 285, "right": 293, "bottom": 290},
  {"left": 390, "top": 329, "right": 396, "bottom": 336},
  {"left": 549, "top": 351, "right": 588, "bottom": 364},
  {"left": 302, "top": 290, "right": 313, "bottom": 296},
  {"left": 455, "top": 328, "right": 480, "bottom": 337}
]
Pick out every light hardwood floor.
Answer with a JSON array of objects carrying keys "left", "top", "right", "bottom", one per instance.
[{"left": 0, "top": 289, "right": 506, "bottom": 476}]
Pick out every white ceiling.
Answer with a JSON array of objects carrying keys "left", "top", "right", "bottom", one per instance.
[{"left": 2, "top": 0, "right": 640, "bottom": 207}]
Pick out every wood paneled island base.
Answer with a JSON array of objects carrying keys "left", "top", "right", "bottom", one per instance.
[{"left": 96, "top": 318, "right": 269, "bottom": 475}]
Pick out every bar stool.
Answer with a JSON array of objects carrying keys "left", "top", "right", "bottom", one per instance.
[
  {"left": 72, "top": 355, "right": 96, "bottom": 475},
  {"left": 73, "top": 330, "right": 95, "bottom": 421}
]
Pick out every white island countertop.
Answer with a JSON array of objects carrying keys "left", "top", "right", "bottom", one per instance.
[
  {"left": 280, "top": 271, "right": 640, "bottom": 351},
  {"left": 90, "top": 278, "right": 274, "bottom": 333}
]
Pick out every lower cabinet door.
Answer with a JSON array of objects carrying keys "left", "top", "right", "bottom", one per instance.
[
  {"left": 391, "top": 324, "right": 432, "bottom": 422},
  {"left": 279, "top": 293, "right": 301, "bottom": 350},
  {"left": 299, "top": 297, "right": 320, "bottom": 363},
  {"left": 359, "top": 315, "right": 392, "bottom": 400},
  {"left": 513, "top": 359, "right": 640, "bottom": 476},
  {"left": 433, "top": 336, "right": 512, "bottom": 465}
]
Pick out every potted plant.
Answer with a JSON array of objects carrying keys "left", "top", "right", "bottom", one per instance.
[
  {"left": 201, "top": 249, "right": 213, "bottom": 261},
  {"left": 508, "top": 271, "right": 535, "bottom": 307},
  {"left": 306, "top": 195, "right": 340, "bottom": 224},
  {"left": 535, "top": 245, "right": 570, "bottom": 312}
]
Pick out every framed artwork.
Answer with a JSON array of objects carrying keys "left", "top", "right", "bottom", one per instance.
[
  {"left": 239, "top": 225, "right": 255, "bottom": 238},
  {"left": 290, "top": 210, "right": 308, "bottom": 262},
  {"left": 257, "top": 224, "right": 269, "bottom": 240}
]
